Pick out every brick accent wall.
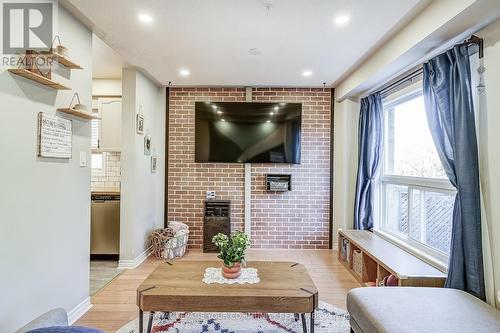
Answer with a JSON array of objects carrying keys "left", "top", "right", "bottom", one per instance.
[{"left": 168, "top": 87, "right": 331, "bottom": 249}]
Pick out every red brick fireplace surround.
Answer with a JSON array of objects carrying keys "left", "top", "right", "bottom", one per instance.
[{"left": 167, "top": 87, "right": 331, "bottom": 249}]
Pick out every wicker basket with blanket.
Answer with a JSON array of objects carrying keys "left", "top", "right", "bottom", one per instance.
[{"left": 150, "top": 221, "right": 189, "bottom": 259}]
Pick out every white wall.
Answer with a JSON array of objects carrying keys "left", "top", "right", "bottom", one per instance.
[
  {"left": 92, "top": 79, "right": 122, "bottom": 96},
  {"left": 476, "top": 18, "right": 500, "bottom": 309},
  {"left": 335, "top": 0, "right": 500, "bottom": 100},
  {"left": 332, "top": 98, "right": 359, "bottom": 246},
  {"left": 119, "top": 68, "right": 165, "bottom": 266},
  {"left": 334, "top": 4, "right": 500, "bottom": 307},
  {"left": 0, "top": 5, "right": 92, "bottom": 332}
]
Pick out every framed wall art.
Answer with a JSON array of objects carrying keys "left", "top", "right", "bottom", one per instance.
[
  {"left": 151, "top": 155, "right": 158, "bottom": 173},
  {"left": 37, "top": 112, "right": 72, "bottom": 159},
  {"left": 136, "top": 113, "right": 144, "bottom": 134},
  {"left": 144, "top": 134, "right": 152, "bottom": 155}
]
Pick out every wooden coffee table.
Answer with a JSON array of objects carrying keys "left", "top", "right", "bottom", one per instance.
[{"left": 137, "top": 260, "right": 318, "bottom": 332}]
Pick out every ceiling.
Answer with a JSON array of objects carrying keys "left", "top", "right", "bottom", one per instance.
[
  {"left": 92, "top": 34, "right": 125, "bottom": 79},
  {"left": 66, "top": 0, "right": 428, "bottom": 86}
]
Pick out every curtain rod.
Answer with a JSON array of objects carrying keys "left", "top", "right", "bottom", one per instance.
[
  {"left": 374, "top": 35, "right": 484, "bottom": 97},
  {"left": 457, "top": 35, "right": 484, "bottom": 59},
  {"left": 377, "top": 67, "right": 423, "bottom": 96}
]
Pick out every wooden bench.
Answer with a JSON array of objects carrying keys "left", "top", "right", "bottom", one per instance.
[{"left": 338, "top": 230, "right": 446, "bottom": 287}]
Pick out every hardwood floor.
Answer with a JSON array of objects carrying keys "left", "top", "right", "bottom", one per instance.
[
  {"left": 89, "top": 260, "right": 122, "bottom": 296},
  {"left": 76, "top": 249, "right": 360, "bottom": 332}
]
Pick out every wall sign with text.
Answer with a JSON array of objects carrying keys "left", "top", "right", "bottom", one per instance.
[{"left": 37, "top": 112, "right": 72, "bottom": 159}]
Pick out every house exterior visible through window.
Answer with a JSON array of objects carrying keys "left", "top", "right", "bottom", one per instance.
[{"left": 376, "top": 79, "right": 455, "bottom": 267}]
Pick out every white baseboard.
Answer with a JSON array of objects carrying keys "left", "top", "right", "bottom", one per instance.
[
  {"left": 118, "top": 246, "right": 152, "bottom": 270},
  {"left": 68, "top": 297, "right": 92, "bottom": 325}
]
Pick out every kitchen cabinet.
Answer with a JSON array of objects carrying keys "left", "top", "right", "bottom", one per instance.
[{"left": 97, "top": 97, "right": 122, "bottom": 151}]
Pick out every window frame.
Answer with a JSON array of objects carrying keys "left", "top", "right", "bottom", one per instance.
[
  {"left": 375, "top": 85, "right": 456, "bottom": 271},
  {"left": 91, "top": 99, "right": 100, "bottom": 150}
]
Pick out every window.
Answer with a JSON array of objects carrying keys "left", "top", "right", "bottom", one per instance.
[
  {"left": 91, "top": 103, "right": 100, "bottom": 149},
  {"left": 91, "top": 152, "right": 106, "bottom": 176},
  {"left": 377, "top": 81, "right": 456, "bottom": 265},
  {"left": 91, "top": 118, "right": 100, "bottom": 149},
  {"left": 90, "top": 98, "right": 104, "bottom": 176}
]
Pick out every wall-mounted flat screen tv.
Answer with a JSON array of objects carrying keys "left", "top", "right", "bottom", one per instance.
[{"left": 195, "top": 102, "right": 302, "bottom": 164}]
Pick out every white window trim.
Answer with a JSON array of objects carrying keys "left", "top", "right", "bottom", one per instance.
[
  {"left": 374, "top": 228, "right": 448, "bottom": 273},
  {"left": 375, "top": 85, "right": 455, "bottom": 272},
  {"left": 380, "top": 174, "right": 454, "bottom": 191},
  {"left": 377, "top": 175, "right": 455, "bottom": 268}
]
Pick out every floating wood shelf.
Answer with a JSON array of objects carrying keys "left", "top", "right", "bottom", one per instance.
[
  {"left": 39, "top": 51, "right": 83, "bottom": 69},
  {"left": 8, "top": 69, "right": 70, "bottom": 90},
  {"left": 52, "top": 52, "right": 83, "bottom": 69},
  {"left": 57, "top": 108, "right": 100, "bottom": 120}
]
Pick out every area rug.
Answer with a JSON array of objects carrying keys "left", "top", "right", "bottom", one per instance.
[{"left": 116, "top": 301, "right": 350, "bottom": 333}]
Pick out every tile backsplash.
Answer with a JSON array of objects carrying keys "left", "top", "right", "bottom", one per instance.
[{"left": 91, "top": 151, "right": 121, "bottom": 192}]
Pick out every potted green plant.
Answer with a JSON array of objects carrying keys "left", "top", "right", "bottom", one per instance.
[{"left": 212, "top": 231, "right": 251, "bottom": 279}]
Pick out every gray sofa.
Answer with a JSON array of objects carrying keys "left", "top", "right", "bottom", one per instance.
[
  {"left": 15, "top": 308, "right": 103, "bottom": 333},
  {"left": 347, "top": 287, "right": 500, "bottom": 333},
  {"left": 15, "top": 309, "right": 68, "bottom": 333}
]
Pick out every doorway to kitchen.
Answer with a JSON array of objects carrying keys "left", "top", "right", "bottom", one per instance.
[{"left": 89, "top": 34, "right": 124, "bottom": 295}]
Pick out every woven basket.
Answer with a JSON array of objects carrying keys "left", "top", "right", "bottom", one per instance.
[
  {"left": 352, "top": 249, "right": 363, "bottom": 279},
  {"left": 151, "top": 221, "right": 189, "bottom": 260}
]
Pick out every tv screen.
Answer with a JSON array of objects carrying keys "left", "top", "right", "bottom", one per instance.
[{"left": 195, "top": 102, "right": 302, "bottom": 164}]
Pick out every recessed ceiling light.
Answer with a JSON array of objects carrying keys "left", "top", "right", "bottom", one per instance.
[
  {"left": 266, "top": 120, "right": 271, "bottom": 123},
  {"left": 334, "top": 15, "right": 350, "bottom": 25},
  {"left": 212, "top": 105, "right": 217, "bottom": 109},
  {"left": 217, "top": 110, "right": 222, "bottom": 114},
  {"left": 138, "top": 13, "right": 153, "bottom": 23},
  {"left": 179, "top": 69, "right": 190, "bottom": 77},
  {"left": 270, "top": 112, "right": 274, "bottom": 116},
  {"left": 302, "top": 70, "right": 312, "bottom": 77},
  {"left": 221, "top": 119, "right": 226, "bottom": 122},
  {"left": 273, "top": 106, "right": 279, "bottom": 111}
]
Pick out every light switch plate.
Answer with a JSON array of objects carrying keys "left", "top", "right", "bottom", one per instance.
[{"left": 79, "top": 151, "right": 87, "bottom": 167}]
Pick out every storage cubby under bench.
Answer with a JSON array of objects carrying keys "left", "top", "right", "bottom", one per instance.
[{"left": 338, "top": 229, "right": 446, "bottom": 287}]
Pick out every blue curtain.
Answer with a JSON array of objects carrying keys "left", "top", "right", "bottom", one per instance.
[
  {"left": 354, "top": 93, "right": 383, "bottom": 230},
  {"left": 423, "top": 45, "right": 485, "bottom": 301}
]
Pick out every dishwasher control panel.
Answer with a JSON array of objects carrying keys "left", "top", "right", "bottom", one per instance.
[{"left": 91, "top": 194, "right": 120, "bottom": 201}]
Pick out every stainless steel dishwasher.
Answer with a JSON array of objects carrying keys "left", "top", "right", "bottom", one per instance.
[{"left": 91, "top": 193, "right": 120, "bottom": 259}]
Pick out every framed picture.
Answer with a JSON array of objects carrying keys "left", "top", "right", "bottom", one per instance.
[
  {"left": 136, "top": 113, "right": 144, "bottom": 134},
  {"left": 144, "top": 135, "right": 152, "bottom": 155},
  {"left": 151, "top": 155, "right": 158, "bottom": 173},
  {"left": 37, "top": 113, "right": 72, "bottom": 159}
]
